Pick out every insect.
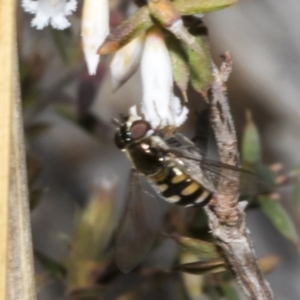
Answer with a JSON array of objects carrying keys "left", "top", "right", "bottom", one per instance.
[{"left": 113, "top": 115, "right": 270, "bottom": 272}]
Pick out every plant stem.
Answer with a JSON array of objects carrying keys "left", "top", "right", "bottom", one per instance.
[{"left": 205, "top": 52, "right": 274, "bottom": 300}]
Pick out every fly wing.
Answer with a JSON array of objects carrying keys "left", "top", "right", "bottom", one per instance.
[
  {"left": 164, "top": 149, "right": 272, "bottom": 196},
  {"left": 200, "top": 159, "right": 273, "bottom": 195},
  {"left": 115, "top": 169, "right": 160, "bottom": 273}
]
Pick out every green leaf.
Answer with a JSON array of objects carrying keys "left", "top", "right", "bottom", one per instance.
[
  {"left": 98, "top": 7, "right": 152, "bottom": 55},
  {"left": 171, "top": 235, "right": 221, "bottom": 261},
  {"left": 70, "top": 184, "right": 115, "bottom": 261},
  {"left": 35, "top": 250, "right": 67, "bottom": 279},
  {"left": 241, "top": 111, "right": 261, "bottom": 164},
  {"left": 175, "top": 259, "right": 225, "bottom": 274},
  {"left": 66, "top": 182, "right": 115, "bottom": 288},
  {"left": 259, "top": 195, "right": 299, "bottom": 246},
  {"left": 99, "top": 0, "right": 238, "bottom": 55},
  {"left": 184, "top": 36, "right": 212, "bottom": 97},
  {"left": 166, "top": 34, "right": 190, "bottom": 101},
  {"left": 173, "top": 0, "right": 238, "bottom": 15}
]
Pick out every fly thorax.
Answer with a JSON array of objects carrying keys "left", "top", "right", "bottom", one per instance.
[{"left": 127, "top": 140, "right": 165, "bottom": 176}]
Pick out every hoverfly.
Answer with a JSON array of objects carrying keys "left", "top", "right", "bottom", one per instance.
[{"left": 113, "top": 115, "right": 270, "bottom": 273}]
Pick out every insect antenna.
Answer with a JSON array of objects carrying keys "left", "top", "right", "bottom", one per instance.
[{"left": 111, "top": 118, "right": 121, "bottom": 127}]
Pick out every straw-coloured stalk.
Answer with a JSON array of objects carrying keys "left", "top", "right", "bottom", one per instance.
[
  {"left": 0, "top": 0, "right": 15, "bottom": 297},
  {"left": 0, "top": 0, "right": 36, "bottom": 298}
]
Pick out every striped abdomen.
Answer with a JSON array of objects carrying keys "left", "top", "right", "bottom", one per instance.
[{"left": 149, "top": 165, "right": 212, "bottom": 207}]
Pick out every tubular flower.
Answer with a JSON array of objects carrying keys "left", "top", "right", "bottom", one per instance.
[
  {"left": 22, "top": 0, "right": 77, "bottom": 30},
  {"left": 81, "top": 0, "right": 109, "bottom": 75},
  {"left": 110, "top": 35, "right": 145, "bottom": 92},
  {"left": 141, "top": 28, "right": 188, "bottom": 128}
]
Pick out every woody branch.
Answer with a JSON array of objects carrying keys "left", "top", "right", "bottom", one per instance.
[{"left": 205, "top": 52, "right": 274, "bottom": 300}]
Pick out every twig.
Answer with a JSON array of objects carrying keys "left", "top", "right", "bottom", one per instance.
[{"left": 205, "top": 52, "right": 274, "bottom": 300}]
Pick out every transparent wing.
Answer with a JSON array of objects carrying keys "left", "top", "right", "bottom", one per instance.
[
  {"left": 165, "top": 149, "right": 272, "bottom": 196},
  {"left": 115, "top": 169, "right": 160, "bottom": 273},
  {"left": 200, "top": 158, "right": 273, "bottom": 195}
]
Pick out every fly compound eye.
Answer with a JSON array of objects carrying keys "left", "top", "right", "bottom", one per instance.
[
  {"left": 115, "top": 132, "right": 125, "bottom": 149},
  {"left": 130, "top": 120, "right": 151, "bottom": 140}
]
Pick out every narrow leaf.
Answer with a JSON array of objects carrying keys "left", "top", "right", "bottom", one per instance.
[
  {"left": 190, "top": 254, "right": 279, "bottom": 278},
  {"left": 173, "top": 0, "right": 238, "bottom": 15},
  {"left": 259, "top": 195, "right": 299, "bottom": 246},
  {"left": 184, "top": 35, "right": 212, "bottom": 98},
  {"left": 148, "top": 0, "right": 202, "bottom": 54},
  {"left": 171, "top": 235, "right": 221, "bottom": 261},
  {"left": 166, "top": 33, "right": 190, "bottom": 101},
  {"left": 98, "top": 7, "right": 152, "bottom": 55},
  {"left": 70, "top": 182, "right": 115, "bottom": 262},
  {"left": 148, "top": 0, "right": 180, "bottom": 27},
  {"left": 66, "top": 181, "right": 116, "bottom": 288},
  {"left": 241, "top": 111, "right": 261, "bottom": 164},
  {"left": 98, "top": 0, "right": 238, "bottom": 55},
  {"left": 175, "top": 259, "right": 225, "bottom": 274}
]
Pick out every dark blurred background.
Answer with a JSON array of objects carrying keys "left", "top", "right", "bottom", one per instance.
[{"left": 18, "top": 0, "right": 300, "bottom": 299}]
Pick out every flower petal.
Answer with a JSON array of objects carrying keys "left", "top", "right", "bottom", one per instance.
[
  {"left": 82, "top": 0, "right": 109, "bottom": 75},
  {"left": 22, "top": 0, "right": 38, "bottom": 13},
  {"left": 110, "top": 35, "right": 145, "bottom": 92},
  {"left": 141, "top": 27, "right": 188, "bottom": 128},
  {"left": 22, "top": 0, "right": 77, "bottom": 30}
]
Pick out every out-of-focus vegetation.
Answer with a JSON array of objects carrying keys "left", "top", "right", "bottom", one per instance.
[{"left": 20, "top": 0, "right": 300, "bottom": 299}]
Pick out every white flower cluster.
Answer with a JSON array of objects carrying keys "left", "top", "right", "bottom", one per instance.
[
  {"left": 22, "top": 0, "right": 77, "bottom": 30},
  {"left": 21, "top": 0, "right": 188, "bottom": 128}
]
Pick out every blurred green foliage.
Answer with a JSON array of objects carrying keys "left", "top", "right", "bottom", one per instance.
[{"left": 241, "top": 111, "right": 299, "bottom": 248}]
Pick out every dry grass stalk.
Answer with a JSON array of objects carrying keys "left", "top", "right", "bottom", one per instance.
[{"left": 0, "top": 0, "right": 36, "bottom": 298}]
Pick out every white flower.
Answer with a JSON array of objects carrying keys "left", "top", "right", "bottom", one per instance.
[
  {"left": 140, "top": 28, "right": 188, "bottom": 129},
  {"left": 110, "top": 35, "right": 145, "bottom": 92},
  {"left": 22, "top": 0, "right": 77, "bottom": 30},
  {"left": 81, "top": 0, "right": 109, "bottom": 75}
]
